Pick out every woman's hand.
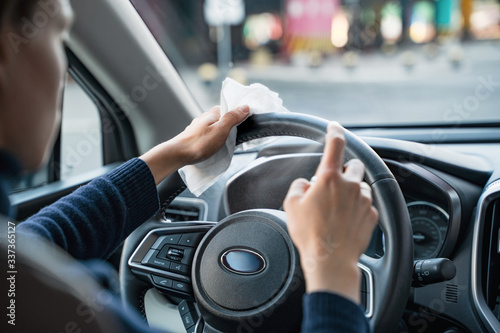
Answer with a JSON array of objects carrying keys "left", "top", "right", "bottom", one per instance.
[
  {"left": 140, "top": 105, "right": 249, "bottom": 185},
  {"left": 283, "top": 122, "right": 378, "bottom": 304}
]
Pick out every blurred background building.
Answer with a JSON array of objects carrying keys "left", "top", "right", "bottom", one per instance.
[
  {"left": 131, "top": 0, "right": 500, "bottom": 66},
  {"left": 128, "top": 0, "right": 500, "bottom": 127}
]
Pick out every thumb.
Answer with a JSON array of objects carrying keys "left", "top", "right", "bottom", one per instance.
[
  {"left": 284, "top": 178, "right": 310, "bottom": 211},
  {"left": 218, "top": 105, "right": 250, "bottom": 129}
]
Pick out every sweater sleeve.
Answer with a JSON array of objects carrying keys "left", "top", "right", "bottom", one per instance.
[
  {"left": 17, "top": 158, "right": 160, "bottom": 260},
  {"left": 302, "top": 292, "right": 371, "bottom": 333}
]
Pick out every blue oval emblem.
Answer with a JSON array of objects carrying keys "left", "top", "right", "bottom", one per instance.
[{"left": 221, "top": 249, "right": 266, "bottom": 275}]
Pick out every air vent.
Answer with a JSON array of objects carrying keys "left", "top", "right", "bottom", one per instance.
[
  {"left": 486, "top": 198, "right": 500, "bottom": 315},
  {"left": 472, "top": 182, "right": 500, "bottom": 330},
  {"left": 445, "top": 284, "right": 459, "bottom": 303},
  {"left": 163, "top": 197, "right": 208, "bottom": 222}
]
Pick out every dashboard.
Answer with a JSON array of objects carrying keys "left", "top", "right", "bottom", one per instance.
[
  {"left": 157, "top": 133, "right": 499, "bottom": 333},
  {"left": 384, "top": 159, "right": 463, "bottom": 261}
]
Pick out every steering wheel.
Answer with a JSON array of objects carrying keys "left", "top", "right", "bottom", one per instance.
[{"left": 120, "top": 113, "right": 413, "bottom": 332}]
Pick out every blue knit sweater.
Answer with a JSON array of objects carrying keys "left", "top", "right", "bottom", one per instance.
[{"left": 1, "top": 152, "right": 369, "bottom": 332}]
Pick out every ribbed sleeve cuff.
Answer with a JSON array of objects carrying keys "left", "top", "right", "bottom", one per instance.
[
  {"left": 302, "top": 292, "right": 370, "bottom": 333},
  {"left": 105, "top": 158, "right": 160, "bottom": 225}
]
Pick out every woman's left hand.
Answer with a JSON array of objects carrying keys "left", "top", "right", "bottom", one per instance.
[{"left": 140, "top": 105, "right": 250, "bottom": 185}]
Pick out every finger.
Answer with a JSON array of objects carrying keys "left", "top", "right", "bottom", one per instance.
[
  {"left": 358, "top": 207, "right": 379, "bottom": 246},
  {"left": 283, "top": 178, "right": 310, "bottom": 210},
  {"left": 316, "top": 122, "right": 345, "bottom": 176},
  {"left": 360, "top": 182, "right": 372, "bottom": 198},
  {"left": 201, "top": 106, "right": 220, "bottom": 124},
  {"left": 343, "top": 159, "right": 365, "bottom": 182},
  {"left": 208, "top": 106, "right": 221, "bottom": 115},
  {"left": 368, "top": 206, "right": 379, "bottom": 226},
  {"left": 196, "top": 106, "right": 221, "bottom": 125},
  {"left": 218, "top": 105, "right": 250, "bottom": 129}
]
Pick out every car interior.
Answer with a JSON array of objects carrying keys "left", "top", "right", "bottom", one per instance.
[{"left": 8, "top": 0, "right": 500, "bottom": 332}]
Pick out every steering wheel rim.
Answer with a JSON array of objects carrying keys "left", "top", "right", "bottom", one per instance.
[{"left": 120, "top": 112, "right": 413, "bottom": 332}]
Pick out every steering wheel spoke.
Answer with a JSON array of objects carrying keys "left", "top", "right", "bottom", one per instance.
[
  {"left": 359, "top": 254, "right": 380, "bottom": 318},
  {"left": 127, "top": 222, "right": 215, "bottom": 301}
]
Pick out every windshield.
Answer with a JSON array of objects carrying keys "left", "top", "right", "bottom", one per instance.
[{"left": 130, "top": 0, "right": 500, "bottom": 127}]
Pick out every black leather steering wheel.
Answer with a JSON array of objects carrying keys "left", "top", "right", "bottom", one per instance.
[{"left": 120, "top": 113, "right": 413, "bottom": 332}]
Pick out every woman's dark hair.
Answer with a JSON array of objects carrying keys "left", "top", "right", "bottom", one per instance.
[{"left": 0, "top": 0, "right": 39, "bottom": 28}]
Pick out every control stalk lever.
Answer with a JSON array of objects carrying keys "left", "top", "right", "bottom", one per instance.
[{"left": 412, "top": 258, "right": 456, "bottom": 287}]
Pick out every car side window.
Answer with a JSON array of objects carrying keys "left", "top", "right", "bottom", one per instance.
[
  {"left": 60, "top": 74, "right": 103, "bottom": 180},
  {"left": 9, "top": 73, "right": 103, "bottom": 193}
]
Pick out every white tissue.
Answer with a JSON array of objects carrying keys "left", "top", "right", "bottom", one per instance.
[{"left": 178, "top": 77, "right": 289, "bottom": 197}]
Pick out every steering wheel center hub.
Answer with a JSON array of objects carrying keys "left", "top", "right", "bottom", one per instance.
[{"left": 192, "top": 210, "right": 305, "bottom": 332}]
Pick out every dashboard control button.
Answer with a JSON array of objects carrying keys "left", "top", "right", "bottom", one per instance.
[
  {"left": 179, "top": 233, "right": 204, "bottom": 247},
  {"left": 167, "top": 248, "right": 185, "bottom": 261},
  {"left": 181, "top": 311, "right": 196, "bottom": 329},
  {"left": 163, "top": 234, "right": 183, "bottom": 247},
  {"left": 159, "top": 246, "right": 185, "bottom": 261},
  {"left": 142, "top": 250, "right": 171, "bottom": 270},
  {"left": 178, "top": 300, "right": 196, "bottom": 316},
  {"left": 172, "top": 280, "right": 192, "bottom": 293},
  {"left": 152, "top": 234, "right": 183, "bottom": 249},
  {"left": 149, "top": 258, "right": 171, "bottom": 270},
  {"left": 186, "top": 326, "right": 195, "bottom": 333},
  {"left": 152, "top": 275, "right": 173, "bottom": 288},
  {"left": 180, "top": 248, "right": 194, "bottom": 265},
  {"left": 158, "top": 245, "right": 194, "bottom": 265},
  {"left": 170, "top": 262, "right": 190, "bottom": 275}
]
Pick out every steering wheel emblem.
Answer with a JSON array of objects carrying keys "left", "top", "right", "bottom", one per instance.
[{"left": 220, "top": 248, "right": 266, "bottom": 275}]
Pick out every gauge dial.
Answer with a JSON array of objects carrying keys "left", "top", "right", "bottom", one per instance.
[{"left": 407, "top": 201, "right": 449, "bottom": 260}]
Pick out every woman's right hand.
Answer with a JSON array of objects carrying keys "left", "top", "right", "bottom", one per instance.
[{"left": 283, "top": 122, "right": 378, "bottom": 304}]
